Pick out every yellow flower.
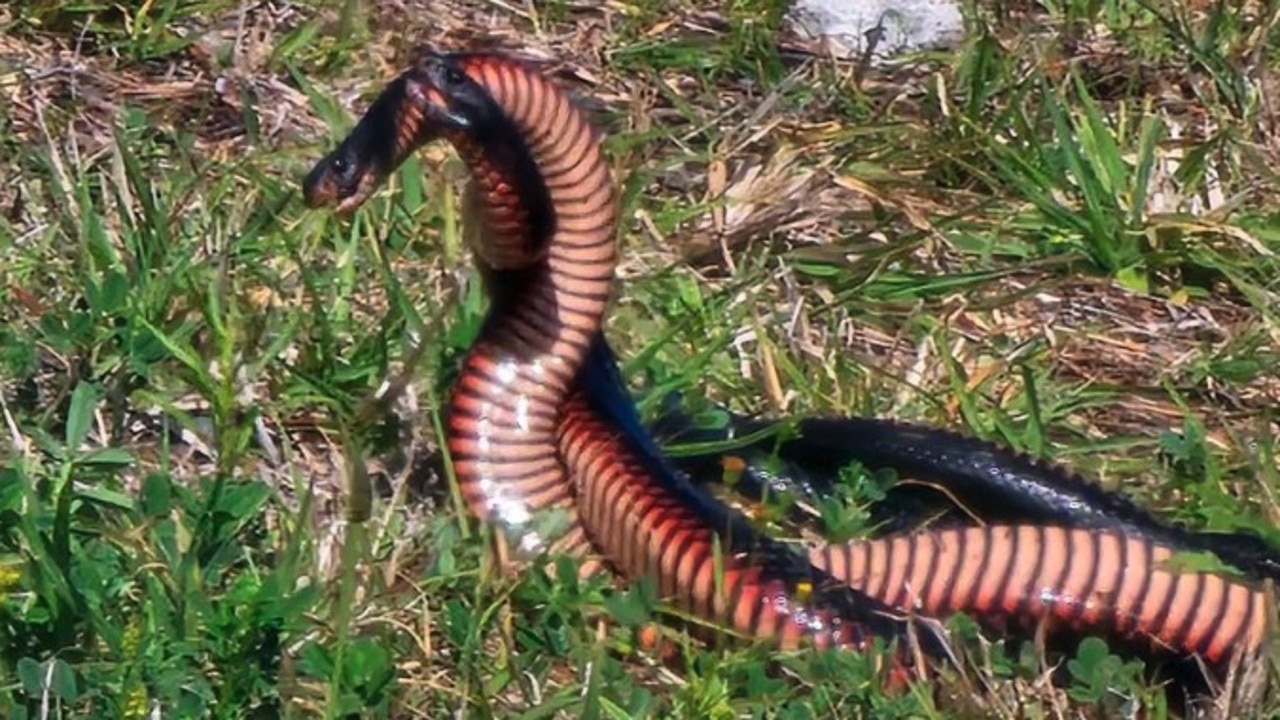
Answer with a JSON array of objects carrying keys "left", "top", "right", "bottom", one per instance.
[
  {"left": 122, "top": 684, "right": 148, "bottom": 720},
  {"left": 794, "top": 580, "right": 812, "bottom": 603},
  {"left": 0, "top": 561, "right": 21, "bottom": 593}
]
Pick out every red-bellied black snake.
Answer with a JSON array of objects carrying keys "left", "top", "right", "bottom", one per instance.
[
  {"left": 302, "top": 49, "right": 940, "bottom": 679},
  {"left": 300, "top": 46, "right": 1274, "bottom": 694}
]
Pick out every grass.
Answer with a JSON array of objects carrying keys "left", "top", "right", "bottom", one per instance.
[{"left": 2, "top": 0, "right": 1279, "bottom": 717}]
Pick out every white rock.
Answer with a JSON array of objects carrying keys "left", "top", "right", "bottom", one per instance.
[{"left": 788, "top": 0, "right": 966, "bottom": 61}]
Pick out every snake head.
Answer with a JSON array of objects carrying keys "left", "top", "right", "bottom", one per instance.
[
  {"left": 302, "top": 48, "right": 509, "bottom": 216},
  {"left": 302, "top": 72, "right": 440, "bottom": 215}
]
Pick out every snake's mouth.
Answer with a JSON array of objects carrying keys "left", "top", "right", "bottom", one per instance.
[
  {"left": 301, "top": 120, "right": 394, "bottom": 215},
  {"left": 329, "top": 169, "right": 382, "bottom": 215}
]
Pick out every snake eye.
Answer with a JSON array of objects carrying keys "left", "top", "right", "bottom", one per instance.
[
  {"left": 321, "top": 145, "right": 369, "bottom": 203},
  {"left": 442, "top": 66, "right": 467, "bottom": 87},
  {"left": 331, "top": 152, "right": 362, "bottom": 189}
]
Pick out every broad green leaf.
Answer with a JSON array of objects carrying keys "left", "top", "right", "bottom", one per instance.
[{"left": 64, "top": 381, "right": 99, "bottom": 450}]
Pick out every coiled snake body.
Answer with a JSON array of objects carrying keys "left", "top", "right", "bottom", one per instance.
[
  {"left": 304, "top": 50, "right": 936, "bottom": 671},
  {"left": 302, "top": 47, "right": 1274, "bottom": 697},
  {"left": 654, "top": 406, "right": 1280, "bottom": 585}
]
